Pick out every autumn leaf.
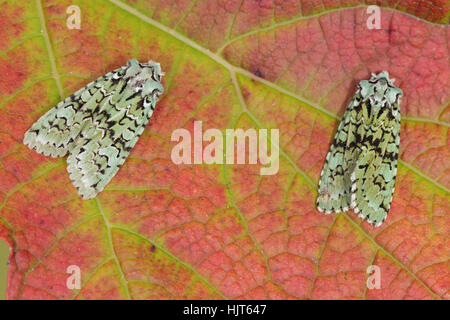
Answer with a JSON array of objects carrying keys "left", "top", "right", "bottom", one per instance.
[{"left": 0, "top": 0, "right": 448, "bottom": 299}]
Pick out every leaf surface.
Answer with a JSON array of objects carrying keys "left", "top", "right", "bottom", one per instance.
[{"left": 0, "top": 0, "right": 448, "bottom": 299}]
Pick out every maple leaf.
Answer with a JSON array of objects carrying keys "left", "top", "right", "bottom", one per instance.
[{"left": 0, "top": 0, "right": 448, "bottom": 299}]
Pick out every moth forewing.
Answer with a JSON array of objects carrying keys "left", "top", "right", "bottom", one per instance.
[{"left": 23, "top": 59, "right": 164, "bottom": 200}]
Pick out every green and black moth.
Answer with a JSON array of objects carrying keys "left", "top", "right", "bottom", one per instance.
[
  {"left": 24, "top": 59, "right": 164, "bottom": 200},
  {"left": 317, "top": 72, "right": 403, "bottom": 227}
]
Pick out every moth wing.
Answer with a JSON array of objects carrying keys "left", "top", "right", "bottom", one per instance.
[
  {"left": 23, "top": 59, "right": 164, "bottom": 200},
  {"left": 66, "top": 97, "right": 151, "bottom": 200},
  {"left": 23, "top": 92, "right": 87, "bottom": 157},
  {"left": 317, "top": 98, "right": 363, "bottom": 213},
  {"left": 23, "top": 66, "right": 127, "bottom": 157},
  {"left": 350, "top": 115, "right": 401, "bottom": 226}
]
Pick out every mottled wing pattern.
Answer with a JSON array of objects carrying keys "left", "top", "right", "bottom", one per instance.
[
  {"left": 66, "top": 80, "right": 159, "bottom": 199},
  {"left": 317, "top": 71, "right": 402, "bottom": 227},
  {"left": 23, "top": 65, "right": 128, "bottom": 157},
  {"left": 23, "top": 59, "right": 164, "bottom": 200},
  {"left": 350, "top": 104, "right": 401, "bottom": 226},
  {"left": 316, "top": 88, "right": 364, "bottom": 214}
]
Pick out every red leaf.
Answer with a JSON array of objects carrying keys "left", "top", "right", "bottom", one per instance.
[{"left": 0, "top": 0, "right": 448, "bottom": 299}]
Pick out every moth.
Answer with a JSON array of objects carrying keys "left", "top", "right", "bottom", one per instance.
[
  {"left": 23, "top": 59, "right": 164, "bottom": 200},
  {"left": 317, "top": 71, "right": 402, "bottom": 227}
]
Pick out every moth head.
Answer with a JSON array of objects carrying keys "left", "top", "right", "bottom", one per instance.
[
  {"left": 124, "top": 59, "right": 164, "bottom": 98},
  {"left": 371, "top": 72, "right": 391, "bottom": 101},
  {"left": 360, "top": 71, "right": 403, "bottom": 111},
  {"left": 375, "top": 72, "right": 403, "bottom": 110}
]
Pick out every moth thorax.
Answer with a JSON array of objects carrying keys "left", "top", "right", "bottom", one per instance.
[{"left": 369, "top": 96, "right": 385, "bottom": 110}]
